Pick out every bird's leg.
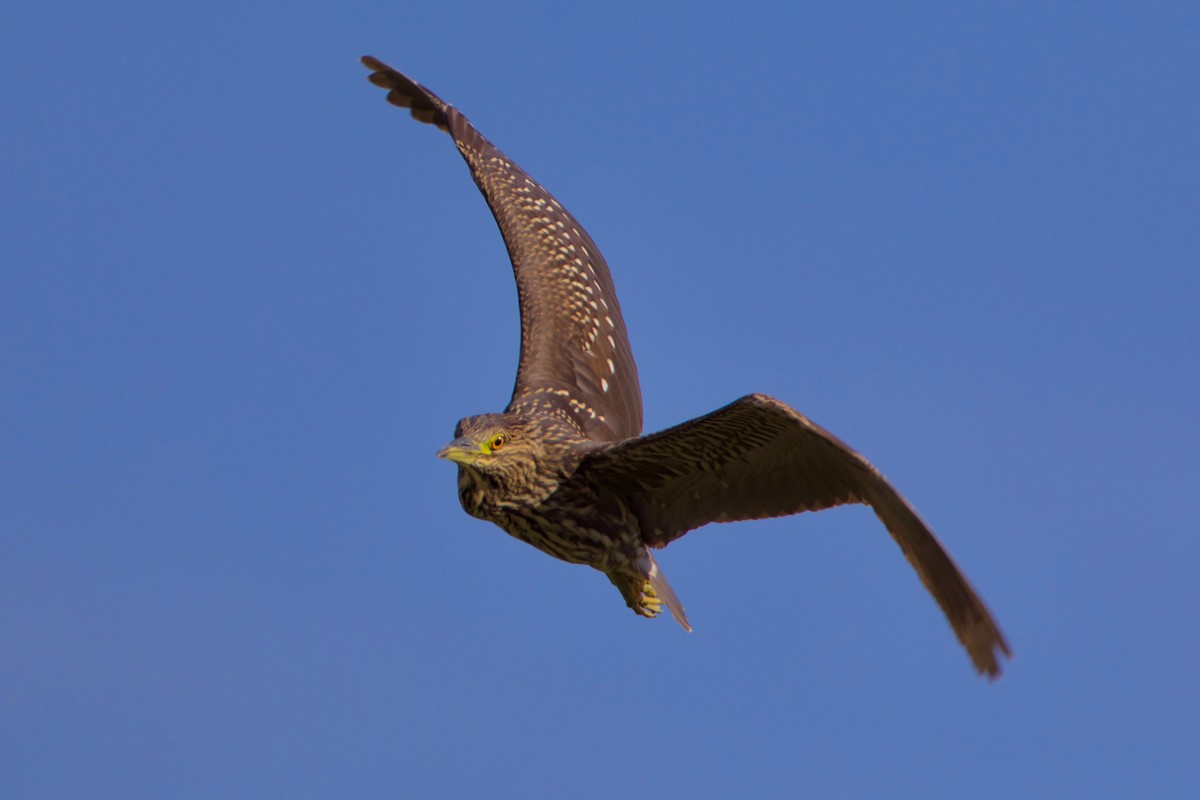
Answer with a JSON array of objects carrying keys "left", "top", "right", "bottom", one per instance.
[{"left": 607, "top": 571, "right": 664, "bottom": 619}]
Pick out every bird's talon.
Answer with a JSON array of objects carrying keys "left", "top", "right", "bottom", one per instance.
[{"left": 634, "top": 581, "right": 665, "bottom": 617}]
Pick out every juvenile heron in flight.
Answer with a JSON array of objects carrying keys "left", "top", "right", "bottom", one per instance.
[{"left": 361, "top": 56, "right": 1011, "bottom": 678}]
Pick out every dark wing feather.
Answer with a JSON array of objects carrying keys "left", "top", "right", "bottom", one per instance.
[
  {"left": 362, "top": 56, "right": 642, "bottom": 441},
  {"left": 580, "top": 393, "right": 1012, "bottom": 678}
]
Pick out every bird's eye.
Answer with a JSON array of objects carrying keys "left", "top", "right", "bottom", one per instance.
[{"left": 490, "top": 433, "right": 507, "bottom": 452}]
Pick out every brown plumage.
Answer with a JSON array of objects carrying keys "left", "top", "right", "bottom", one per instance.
[{"left": 362, "top": 55, "right": 1011, "bottom": 678}]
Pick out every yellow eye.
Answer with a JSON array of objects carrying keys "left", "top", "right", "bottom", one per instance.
[{"left": 490, "top": 433, "right": 507, "bottom": 452}]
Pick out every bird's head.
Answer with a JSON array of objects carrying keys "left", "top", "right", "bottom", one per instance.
[
  {"left": 437, "top": 412, "right": 567, "bottom": 513},
  {"left": 436, "top": 413, "right": 535, "bottom": 472},
  {"left": 436, "top": 410, "right": 589, "bottom": 512}
]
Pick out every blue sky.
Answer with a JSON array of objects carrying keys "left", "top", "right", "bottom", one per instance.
[{"left": 3, "top": 2, "right": 1197, "bottom": 797}]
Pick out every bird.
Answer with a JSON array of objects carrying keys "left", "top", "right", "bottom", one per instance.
[{"left": 361, "top": 55, "right": 1012, "bottom": 678}]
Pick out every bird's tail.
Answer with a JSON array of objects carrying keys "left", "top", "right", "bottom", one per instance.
[{"left": 639, "top": 551, "right": 692, "bottom": 632}]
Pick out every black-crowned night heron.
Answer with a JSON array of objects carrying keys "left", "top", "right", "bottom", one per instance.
[{"left": 362, "top": 56, "right": 1011, "bottom": 678}]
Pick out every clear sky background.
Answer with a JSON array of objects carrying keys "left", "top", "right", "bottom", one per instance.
[{"left": 3, "top": 2, "right": 1198, "bottom": 798}]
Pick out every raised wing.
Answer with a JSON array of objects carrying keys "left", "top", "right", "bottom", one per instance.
[
  {"left": 580, "top": 393, "right": 1011, "bottom": 678},
  {"left": 362, "top": 56, "right": 642, "bottom": 441}
]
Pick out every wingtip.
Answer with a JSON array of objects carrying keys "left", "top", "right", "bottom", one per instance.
[
  {"left": 964, "top": 616, "right": 1013, "bottom": 680},
  {"left": 359, "top": 55, "right": 451, "bottom": 131},
  {"left": 360, "top": 55, "right": 394, "bottom": 77}
]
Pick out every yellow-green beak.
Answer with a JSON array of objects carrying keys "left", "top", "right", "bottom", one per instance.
[{"left": 436, "top": 436, "right": 482, "bottom": 465}]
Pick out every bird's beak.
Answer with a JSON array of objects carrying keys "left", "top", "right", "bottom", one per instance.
[{"left": 436, "top": 436, "right": 481, "bottom": 465}]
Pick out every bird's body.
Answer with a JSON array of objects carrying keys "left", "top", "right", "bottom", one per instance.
[
  {"left": 442, "top": 401, "right": 683, "bottom": 623},
  {"left": 450, "top": 409, "right": 602, "bottom": 567},
  {"left": 362, "top": 56, "right": 1011, "bottom": 677}
]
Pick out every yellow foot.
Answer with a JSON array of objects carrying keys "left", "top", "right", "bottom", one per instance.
[{"left": 632, "top": 580, "right": 664, "bottom": 619}]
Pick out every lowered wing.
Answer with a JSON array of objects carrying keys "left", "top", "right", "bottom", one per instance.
[{"left": 581, "top": 393, "right": 1011, "bottom": 677}]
